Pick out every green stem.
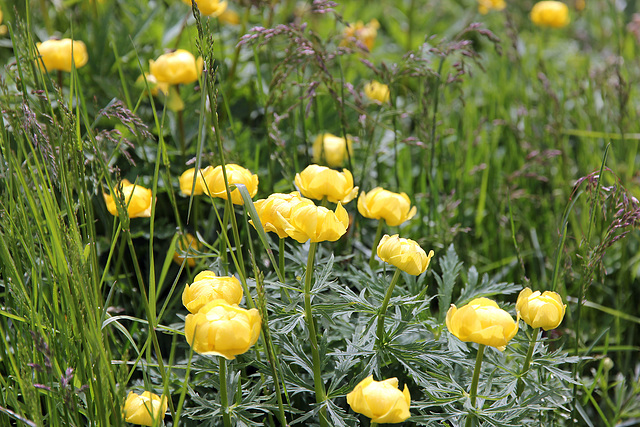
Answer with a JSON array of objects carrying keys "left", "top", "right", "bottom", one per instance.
[
  {"left": 368, "top": 220, "right": 385, "bottom": 269},
  {"left": 465, "top": 344, "right": 486, "bottom": 427},
  {"left": 517, "top": 328, "right": 540, "bottom": 397},
  {"left": 219, "top": 357, "right": 231, "bottom": 427},
  {"left": 303, "top": 241, "right": 329, "bottom": 427},
  {"left": 278, "top": 237, "right": 285, "bottom": 281},
  {"left": 376, "top": 268, "right": 402, "bottom": 346},
  {"left": 178, "top": 106, "right": 186, "bottom": 158}
]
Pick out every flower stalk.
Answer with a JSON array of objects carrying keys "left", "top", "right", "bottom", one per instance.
[
  {"left": 368, "top": 219, "right": 385, "bottom": 269},
  {"left": 219, "top": 357, "right": 232, "bottom": 427},
  {"left": 517, "top": 328, "right": 540, "bottom": 397},
  {"left": 466, "top": 344, "right": 486, "bottom": 427},
  {"left": 376, "top": 268, "right": 402, "bottom": 346}
]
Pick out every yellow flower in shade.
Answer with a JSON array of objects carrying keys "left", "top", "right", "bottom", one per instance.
[
  {"left": 312, "top": 133, "right": 352, "bottom": 167},
  {"left": 516, "top": 287, "right": 566, "bottom": 330},
  {"left": 218, "top": 8, "right": 240, "bottom": 25},
  {"left": 103, "top": 179, "right": 153, "bottom": 218},
  {"left": 342, "top": 19, "right": 380, "bottom": 51},
  {"left": 478, "top": 0, "right": 506, "bottom": 14},
  {"left": 574, "top": 0, "right": 585, "bottom": 11},
  {"left": 182, "top": 270, "right": 243, "bottom": 313},
  {"left": 346, "top": 376, "right": 411, "bottom": 424},
  {"left": 172, "top": 233, "right": 202, "bottom": 268},
  {"left": 182, "top": 0, "right": 228, "bottom": 17},
  {"left": 251, "top": 192, "right": 315, "bottom": 239},
  {"left": 179, "top": 166, "right": 214, "bottom": 196},
  {"left": 530, "top": 1, "right": 570, "bottom": 28},
  {"left": 205, "top": 164, "right": 259, "bottom": 205},
  {"left": 358, "top": 187, "right": 417, "bottom": 226},
  {"left": 122, "top": 391, "right": 168, "bottom": 426},
  {"left": 282, "top": 200, "right": 349, "bottom": 243},
  {"left": 294, "top": 165, "right": 358, "bottom": 204},
  {"left": 135, "top": 73, "right": 169, "bottom": 97},
  {"left": 446, "top": 298, "right": 519, "bottom": 351},
  {"left": 0, "top": 10, "right": 7, "bottom": 36},
  {"left": 149, "top": 49, "right": 203, "bottom": 85},
  {"left": 36, "top": 39, "right": 89, "bottom": 72},
  {"left": 376, "top": 234, "right": 434, "bottom": 276},
  {"left": 364, "top": 81, "right": 390, "bottom": 104},
  {"left": 184, "top": 299, "right": 261, "bottom": 359}
]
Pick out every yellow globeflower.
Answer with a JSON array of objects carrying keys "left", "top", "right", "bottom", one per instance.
[
  {"left": 0, "top": 10, "right": 7, "bottom": 36},
  {"left": 182, "top": 0, "right": 228, "bottom": 17},
  {"left": 218, "top": 8, "right": 240, "bottom": 25},
  {"left": 251, "top": 192, "right": 315, "bottom": 239},
  {"left": 179, "top": 166, "right": 215, "bottom": 196},
  {"left": 446, "top": 298, "right": 519, "bottom": 351},
  {"left": 364, "top": 81, "right": 390, "bottom": 104},
  {"left": 172, "top": 233, "right": 202, "bottom": 267},
  {"left": 184, "top": 299, "right": 261, "bottom": 359},
  {"left": 376, "top": 234, "right": 434, "bottom": 276},
  {"left": 342, "top": 19, "right": 379, "bottom": 51},
  {"left": 282, "top": 201, "right": 349, "bottom": 243},
  {"left": 103, "top": 179, "right": 153, "bottom": 218},
  {"left": 478, "top": 0, "right": 506, "bottom": 14},
  {"left": 516, "top": 287, "right": 566, "bottom": 330},
  {"left": 312, "top": 133, "right": 352, "bottom": 168},
  {"left": 346, "top": 376, "right": 411, "bottom": 424},
  {"left": 149, "top": 49, "right": 203, "bottom": 85},
  {"left": 182, "top": 270, "right": 243, "bottom": 313},
  {"left": 135, "top": 73, "right": 169, "bottom": 97},
  {"left": 122, "top": 391, "right": 168, "bottom": 426},
  {"left": 294, "top": 165, "right": 358, "bottom": 204},
  {"left": 36, "top": 39, "right": 89, "bottom": 72},
  {"left": 530, "top": 1, "right": 570, "bottom": 28},
  {"left": 205, "top": 164, "right": 259, "bottom": 205},
  {"left": 358, "top": 187, "right": 417, "bottom": 226}
]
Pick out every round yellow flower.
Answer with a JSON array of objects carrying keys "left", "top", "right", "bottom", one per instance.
[
  {"left": 135, "top": 73, "right": 169, "bottom": 97},
  {"left": 182, "top": 0, "right": 228, "bottom": 16},
  {"left": 376, "top": 234, "right": 433, "bottom": 276},
  {"left": 364, "top": 81, "right": 390, "bottom": 104},
  {"left": 346, "top": 375, "right": 411, "bottom": 424},
  {"left": 36, "top": 39, "right": 89, "bottom": 72},
  {"left": 516, "top": 287, "right": 566, "bottom": 330},
  {"left": 294, "top": 165, "right": 358, "bottom": 204},
  {"left": 122, "top": 391, "right": 168, "bottom": 426},
  {"left": 530, "top": 1, "right": 570, "bottom": 28},
  {"left": 103, "top": 179, "right": 153, "bottom": 218},
  {"left": 478, "top": 0, "right": 506, "bottom": 14},
  {"left": 182, "top": 270, "right": 243, "bottom": 313},
  {"left": 184, "top": 299, "right": 261, "bottom": 359},
  {"left": 282, "top": 201, "right": 349, "bottom": 243},
  {"left": 342, "top": 19, "right": 379, "bottom": 51},
  {"left": 179, "top": 166, "right": 214, "bottom": 196},
  {"left": 205, "top": 164, "right": 259, "bottom": 205},
  {"left": 172, "top": 233, "right": 202, "bottom": 268},
  {"left": 252, "top": 192, "right": 315, "bottom": 239},
  {"left": 149, "top": 49, "right": 203, "bottom": 85},
  {"left": 358, "top": 187, "right": 417, "bottom": 226},
  {"left": 312, "top": 133, "right": 352, "bottom": 168},
  {"left": 218, "top": 8, "right": 240, "bottom": 25},
  {"left": 446, "top": 298, "right": 519, "bottom": 351}
]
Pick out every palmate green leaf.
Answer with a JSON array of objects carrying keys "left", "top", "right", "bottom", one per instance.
[
  {"left": 434, "top": 244, "right": 463, "bottom": 321},
  {"left": 455, "top": 267, "right": 521, "bottom": 306}
]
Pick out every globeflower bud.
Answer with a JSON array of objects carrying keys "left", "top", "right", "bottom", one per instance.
[
  {"left": 446, "top": 298, "right": 519, "bottom": 351},
  {"left": 172, "top": 233, "right": 202, "bottom": 268},
  {"left": 530, "top": 1, "right": 570, "bottom": 28},
  {"left": 182, "top": 270, "right": 243, "bottom": 313},
  {"left": 376, "top": 234, "right": 434, "bottom": 276},
  {"left": 346, "top": 375, "right": 411, "bottom": 424},
  {"left": 122, "top": 391, "right": 168, "bottom": 426},
  {"left": 149, "top": 49, "right": 203, "bottom": 85},
  {"left": 341, "top": 19, "right": 379, "bottom": 51},
  {"left": 179, "top": 166, "right": 214, "bottom": 196},
  {"left": 182, "top": 0, "right": 227, "bottom": 16},
  {"left": 251, "top": 192, "right": 315, "bottom": 239},
  {"left": 358, "top": 187, "right": 417, "bottom": 226},
  {"left": 364, "top": 81, "right": 390, "bottom": 104},
  {"left": 282, "top": 200, "right": 349, "bottom": 243},
  {"left": 103, "top": 179, "right": 153, "bottom": 218},
  {"left": 312, "top": 133, "right": 352, "bottom": 167},
  {"left": 184, "top": 299, "right": 261, "bottom": 359},
  {"left": 294, "top": 165, "right": 358, "bottom": 204},
  {"left": 205, "top": 164, "right": 259, "bottom": 205},
  {"left": 516, "top": 287, "right": 566, "bottom": 330},
  {"left": 36, "top": 38, "right": 89, "bottom": 72}
]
